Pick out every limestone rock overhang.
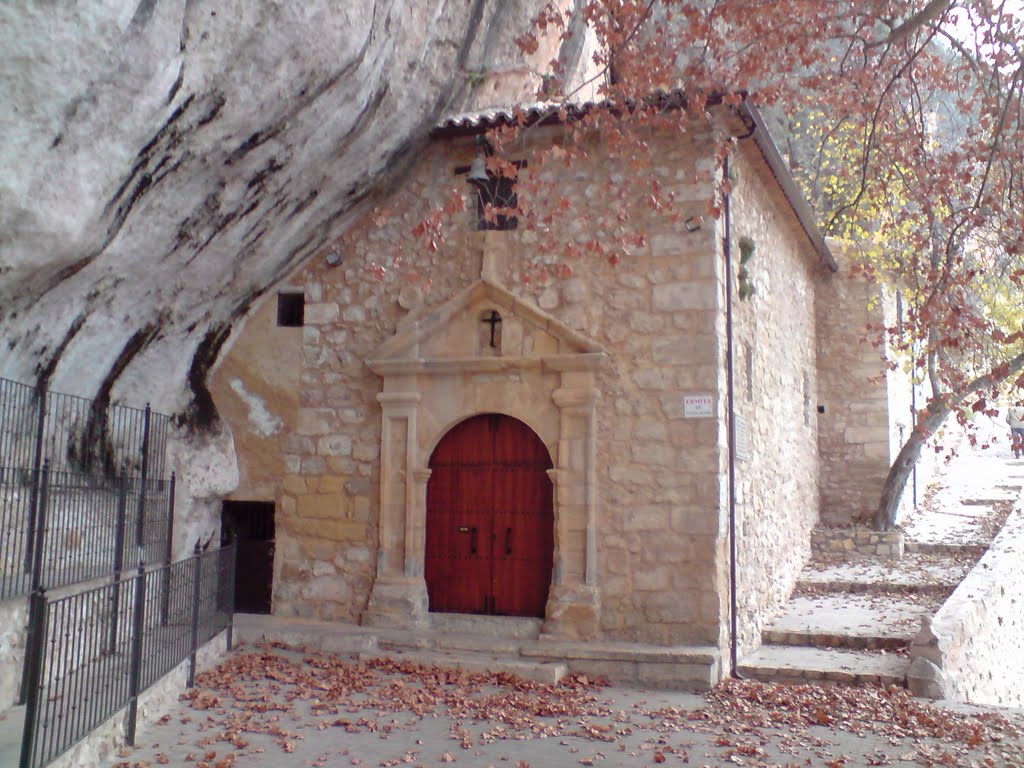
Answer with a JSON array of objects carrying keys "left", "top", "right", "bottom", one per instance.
[{"left": 366, "top": 278, "right": 608, "bottom": 376}]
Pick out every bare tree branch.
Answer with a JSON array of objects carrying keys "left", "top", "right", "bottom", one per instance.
[{"left": 866, "top": 0, "right": 955, "bottom": 49}]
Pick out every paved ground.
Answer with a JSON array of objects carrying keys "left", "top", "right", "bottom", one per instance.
[
  {"left": 106, "top": 643, "right": 1024, "bottom": 768},
  {"left": 104, "top": 415, "right": 1024, "bottom": 768},
  {"left": 900, "top": 413, "right": 1024, "bottom": 547}
]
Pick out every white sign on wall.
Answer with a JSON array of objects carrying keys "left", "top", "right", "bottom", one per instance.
[{"left": 683, "top": 394, "right": 714, "bottom": 418}]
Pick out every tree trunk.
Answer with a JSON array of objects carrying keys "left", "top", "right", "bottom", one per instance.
[
  {"left": 873, "top": 349, "right": 1024, "bottom": 530},
  {"left": 874, "top": 400, "right": 955, "bottom": 530},
  {"left": 873, "top": 429, "right": 929, "bottom": 531}
]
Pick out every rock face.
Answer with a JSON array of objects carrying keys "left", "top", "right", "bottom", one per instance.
[{"left": 0, "top": 0, "right": 583, "bottom": 414}]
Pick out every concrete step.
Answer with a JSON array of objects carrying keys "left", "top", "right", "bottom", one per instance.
[
  {"left": 738, "top": 645, "right": 909, "bottom": 687},
  {"left": 359, "top": 648, "right": 568, "bottom": 685}
]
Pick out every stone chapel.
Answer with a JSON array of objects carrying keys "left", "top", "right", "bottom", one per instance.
[{"left": 209, "top": 98, "right": 910, "bottom": 688}]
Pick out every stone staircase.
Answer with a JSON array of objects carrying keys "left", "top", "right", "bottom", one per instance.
[
  {"left": 235, "top": 613, "right": 722, "bottom": 690},
  {"left": 738, "top": 541, "right": 973, "bottom": 688}
]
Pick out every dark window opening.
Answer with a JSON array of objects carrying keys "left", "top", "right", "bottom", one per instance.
[
  {"left": 277, "top": 292, "right": 305, "bottom": 327},
  {"left": 473, "top": 174, "right": 519, "bottom": 231},
  {"left": 456, "top": 159, "right": 526, "bottom": 232}
]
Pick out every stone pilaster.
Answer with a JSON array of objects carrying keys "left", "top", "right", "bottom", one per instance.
[
  {"left": 543, "top": 380, "right": 602, "bottom": 639},
  {"left": 363, "top": 391, "right": 429, "bottom": 628}
]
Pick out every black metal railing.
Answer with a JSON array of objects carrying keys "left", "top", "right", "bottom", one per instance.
[
  {"left": 0, "top": 378, "right": 169, "bottom": 482},
  {"left": 19, "top": 543, "right": 236, "bottom": 768},
  {"left": 0, "top": 466, "right": 175, "bottom": 600}
]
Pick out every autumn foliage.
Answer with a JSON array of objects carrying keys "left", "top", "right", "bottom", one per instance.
[{"left": 370, "top": 1, "right": 1024, "bottom": 529}]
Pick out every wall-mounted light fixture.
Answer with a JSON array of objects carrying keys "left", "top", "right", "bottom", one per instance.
[
  {"left": 323, "top": 248, "right": 343, "bottom": 267},
  {"left": 684, "top": 216, "right": 704, "bottom": 233}
]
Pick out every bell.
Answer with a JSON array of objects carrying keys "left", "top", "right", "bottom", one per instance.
[{"left": 467, "top": 153, "right": 489, "bottom": 183}]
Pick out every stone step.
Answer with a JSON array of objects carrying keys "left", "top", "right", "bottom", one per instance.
[
  {"left": 375, "top": 629, "right": 523, "bottom": 656},
  {"left": 796, "top": 580, "right": 955, "bottom": 597},
  {"left": 233, "top": 613, "right": 379, "bottom": 654},
  {"left": 796, "top": 551, "right": 971, "bottom": 597},
  {"left": 738, "top": 645, "right": 909, "bottom": 687},
  {"left": 523, "top": 640, "right": 721, "bottom": 690},
  {"left": 905, "top": 541, "right": 988, "bottom": 558},
  {"left": 359, "top": 648, "right": 569, "bottom": 685},
  {"left": 763, "top": 628, "right": 910, "bottom": 652},
  {"left": 761, "top": 593, "right": 928, "bottom": 652},
  {"left": 428, "top": 613, "right": 542, "bottom": 640}
]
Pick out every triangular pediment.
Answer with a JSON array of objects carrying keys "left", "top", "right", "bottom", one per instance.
[{"left": 368, "top": 279, "right": 606, "bottom": 374}]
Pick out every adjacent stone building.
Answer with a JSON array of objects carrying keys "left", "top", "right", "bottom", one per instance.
[{"left": 209, "top": 99, "right": 909, "bottom": 687}]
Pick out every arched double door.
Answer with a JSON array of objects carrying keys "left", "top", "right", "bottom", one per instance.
[{"left": 424, "top": 414, "right": 554, "bottom": 617}]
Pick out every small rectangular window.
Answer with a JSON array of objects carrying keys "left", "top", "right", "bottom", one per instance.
[{"left": 277, "top": 292, "right": 304, "bottom": 327}]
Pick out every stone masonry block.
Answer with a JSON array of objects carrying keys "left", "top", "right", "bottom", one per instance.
[
  {"left": 652, "top": 282, "right": 716, "bottom": 311},
  {"left": 631, "top": 443, "right": 674, "bottom": 466},
  {"left": 318, "top": 435, "right": 353, "bottom": 456},
  {"left": 631, "top": 506, "right": 670, "bottom": 530},
  {"left": 304, "top": 302, "right": 340, "bottom": 325},
  {"left": 297, "top": 493, "right": 341, "bottom": 519},
  {"left": 289, "top": 517, "right": 365, "bottom": 542},
  {"left": 297, "top": 408, "right": 335, "bottom": 436}
]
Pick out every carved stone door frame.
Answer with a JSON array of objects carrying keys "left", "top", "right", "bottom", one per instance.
[{"left": 360, "top": 280, "right": 605, "bottom": 640}]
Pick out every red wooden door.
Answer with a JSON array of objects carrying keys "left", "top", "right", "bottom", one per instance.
[{"left": 425, "top": 414, "right": 553, "bottom": 617}]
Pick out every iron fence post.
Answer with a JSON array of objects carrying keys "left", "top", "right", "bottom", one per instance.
[
  {"left": 18, "top": 588, "right": 48, "bottom": 768},
  {"left": 187, "top": 542, "right": 202, "bottom": 687},
  {"left": 23, "top": 390, "right": 47, "bottom": 572},
  {"left": 18, "top": 460, "right": 49, "bottom": 706},
  {"left": 108, "top": 475, "right": 128, "bottom": 654},
  {"left": 125, "top": 561, "right": 147, "bottom": 746},
  {"left": 159, "top": 473, "right": 175, "bottom": 625},
  {"left": 135, "top": 405, "right": 151, "bottom": 554},
  {"left": 226, "top": 540, "right": 237, "bottom": 651},
  {"left": 28, "top": 461, "right": 50, "bottom": 595}
]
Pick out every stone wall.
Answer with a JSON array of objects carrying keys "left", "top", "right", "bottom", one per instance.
[
  {"left": 909, "top": 500, "right": 1024, "bottom": 707},
  {"left": 810, "top": 526, "right": 904, "bottom": 559},
  {"left": 214, "top": 127, "right": 732, "bottom": 644},
  {"left": 0, "top": 598, "right": 26, "bottom": 710},
  {"left": 213, "top": 119, "right": 828, "bottom": 651},
  {"left": 724, "top": 149, "right": 824, "bottom": 654},
  {"left": 815, "top": 242, "right": 895, "bottom": 526}
]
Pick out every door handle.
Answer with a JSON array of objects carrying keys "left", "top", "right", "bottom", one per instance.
[{"left": 505, "top": 527, "right": 512, "bottom": 556}]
